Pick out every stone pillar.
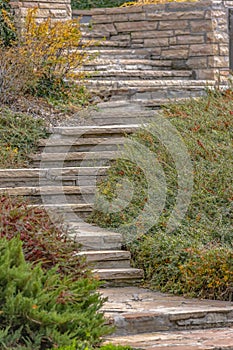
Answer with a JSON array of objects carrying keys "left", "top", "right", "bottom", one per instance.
[{"left": 207, "top": 0, "right": 230, "bottom": 83}]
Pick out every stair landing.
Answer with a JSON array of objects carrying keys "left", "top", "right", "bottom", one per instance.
[{"left": 102, "top": 287, "right": 233, "bottom": 349}]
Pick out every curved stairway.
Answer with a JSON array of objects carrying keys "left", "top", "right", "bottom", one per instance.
[
  {"left": 0, "top": 103, "right": 157, "bottom": 286},
  {"left": 1, "top": 102, "right": 233, "bottom": 349}
]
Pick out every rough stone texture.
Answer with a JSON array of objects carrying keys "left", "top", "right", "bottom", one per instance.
[
  {"left": 73, "top": 0, "right": 232, "bottom": 85},
  {"left": 101, "top": 287, "right": 233, "bottom": 337},
  {"left": 10, "top": 0, "right": 71, "bottom": 23},
  {"left": 105, "top": 327, "right": 233, "bottom": 349}
]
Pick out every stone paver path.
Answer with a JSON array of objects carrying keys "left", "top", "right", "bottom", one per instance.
[{"left": 101, "top": 287, "right": 233, "bottom": 349}]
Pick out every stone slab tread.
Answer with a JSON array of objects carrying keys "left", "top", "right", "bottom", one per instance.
[
  {"left": 0, "top": 186, "right": 96, "bottom": 196},
  {"left": 105, "top": 327, "right": 233, "bottom": 349},
  {"left": 93, "top": 268, "right": 144, "bottom": 280}
]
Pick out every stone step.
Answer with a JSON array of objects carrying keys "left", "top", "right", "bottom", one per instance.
[
  {"left": 38, "top": 137, "right": 126, "bottom": 152},
  {"left": 29, "top": 203, "right": 93, "bottom": 220},
  {"left": 80, "top": 48, "right": 154, "bottom": 59},
  {"left": 87, "top": 79, "right": 215, "bottom": 89},
  {"left": 67, "top": 223, "right": 123, "bottom": 251},
  {"left": 77, "top": 250, "right": 131, "bottom": 269},
  {"left": 0, "top": 167, "right": 108, "bottom": 187},
  {"left": 93, "top": 268, "right": 144, "bottom": 287},
  {"left": 50, "top": 124, "right": 141, "bottom": 136},
  {"left": 86, "top": 69, "right": 193, "bottom": 80},
  {"left": 105, "top": 328, "right": 233, "bottom": 349},
  {"left": 0, "top": 185, "right": 96, "bottom": 204},
  {"left": 89, "top": 80, "right": 216, "bottom": 103},
  {"left": 30, "top": 150, "right": 119, "bottom": 168},
  {"left": 100, "top": 287, "right": 233, "bottom": 336},
  {"left": 83, "top": 58, "right": 173, "bottom": 71}
]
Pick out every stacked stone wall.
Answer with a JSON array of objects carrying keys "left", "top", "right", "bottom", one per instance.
[
  {"left": 73, "top": 0, "right": 232, "bottom": 83},
  {"left": 10, "top": 0, "right": 71, "bottom": 22}
]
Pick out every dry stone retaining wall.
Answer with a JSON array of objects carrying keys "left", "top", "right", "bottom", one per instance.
[
  {"left": 74, "top": 0, "right": 232, "bottom": 84},
  {"left": 10, "top": 0, "right": 71, "bottom": 22}
]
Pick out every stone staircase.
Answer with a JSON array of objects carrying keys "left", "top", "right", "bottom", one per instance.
[
  {"left": 2, "top": 104, "right": 233, "bottom": 348},
  {"left": 77, "top": 33, "right": 216, "bottom": 105},
  {"left": 0, "top": 115, "right": 149, "bottom": 286}
]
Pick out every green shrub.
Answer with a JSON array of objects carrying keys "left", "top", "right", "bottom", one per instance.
[
  {"left": 179, "top": 245, "right": 233, "bottom": 300},
  {"left": 90, "top": 88, "right": 233, "bottom": 300},
  {"left": 0, "top": 0, "right": 17, "bottom": 46},
  {"left": 0, "top": 107, "right": 47, "bottom": 168},
  {"left": 71, "top": 0, "right": 130, "bottom": 10},
  {"left": 0, "top": 236, "right": 109, "bottom": 349}
]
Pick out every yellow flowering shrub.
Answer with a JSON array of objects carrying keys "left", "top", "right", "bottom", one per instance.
[
  {"left": 18, "top": 9, "right": 93, "bottom": 99},
  {"left": 0, "top": 8, "right": 94, "bottom": 103}
]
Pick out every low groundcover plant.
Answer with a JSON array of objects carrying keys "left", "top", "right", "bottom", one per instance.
[{"left": 90, "top": 88, "right": 233, "bottom": 300}]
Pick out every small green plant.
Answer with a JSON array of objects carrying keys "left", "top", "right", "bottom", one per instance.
[
  {"left": 0, "top": 108, "right": 47, "bottom": 168},
  {"left": 0, "top": 236, "right": 109, "bottom": 349}
]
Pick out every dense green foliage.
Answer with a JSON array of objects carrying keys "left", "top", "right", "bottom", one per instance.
[
  {"left": 71, "top": 0, "right": 130, "bottom": 10},
  {"left": 0, "top": 237, "right": 109, "bottom": 350},
  {"left": 0, "top": 195, "right": 89, "bottom": 280},
  {"left": 90, "top": 89, "right": 233, "bottom": 300},
  {"left": 0, "top": 0, "right": 17, "bottom": 46},
  {"left": 0, "top": 108, "right": 47, "bottom": 168}
]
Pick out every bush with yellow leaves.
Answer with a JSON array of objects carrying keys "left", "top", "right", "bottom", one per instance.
[{"left": 0, "top": 8, "right": 93, "bottom": 104}]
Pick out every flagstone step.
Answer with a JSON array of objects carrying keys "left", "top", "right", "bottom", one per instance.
[
  {"left": 100, "top": 287, "right": 233, "bottom": 336},
  {"left": 87, "top": 70, "right": 194, "bottom": 80},
  {"left": 50, "top": 124, "right": 141, "bottom": 136},
  {"left": 0, "top": 167, "right": 108, "bottom": 187},
  {"left": 30, "top": 150, "right": 119, "bottom": 168},
  {"left": 83, "top": 58, "right": 174, "bottom": 70},
  {"left": 0, "top": 185, "right": 96, "bottom": 204},
  {"left": 93, "top": 268, "right": 144, "bottom": 287},
  {"left": 81, "top": 48, "right": 156, "bottom": 59},
  {"left": 38, "top": 137, "right": 126, "bottom": 152},
  {"left": 67, "top": 223, "right": 123, "bottom": 251},
  {"left": 77, "top": 250, "right": 131, "bottom": 269},
  {"left": 29, "top": 203, "right": 93, "bottom": 220},
  {"left": 89, "top": 81, "right": 216, "bottom": 103},
  {"left": 87, "top": 79, "right": 215, "bottom": 88},
  {"left": 105, "top": 327, "right": 233, "bottom": 349}
]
